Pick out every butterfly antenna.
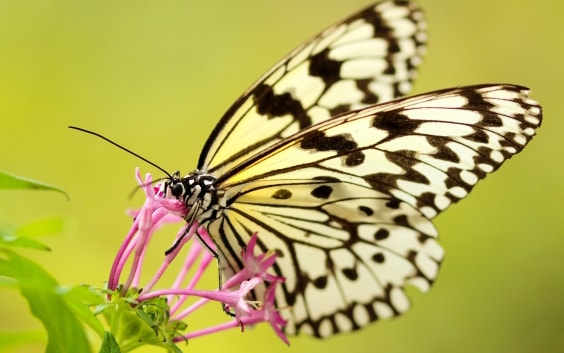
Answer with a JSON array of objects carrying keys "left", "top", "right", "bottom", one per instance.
[
  {"left": 69, "top": 126, "right": 173, "bottom": 179},
  {"left": 127, "top": 176, "right": 168, "bottom": 200}
]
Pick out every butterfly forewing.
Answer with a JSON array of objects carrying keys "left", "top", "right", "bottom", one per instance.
[
  {"left": 199, "top": 0, "right": 426, "bottom": 175},
  {"left": 200, "top": 84, "right": 541, "bottom": 337}
]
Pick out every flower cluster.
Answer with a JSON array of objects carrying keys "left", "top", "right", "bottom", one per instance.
[{"left": 102, "top": 168, "right": 288, "bottom": 350}]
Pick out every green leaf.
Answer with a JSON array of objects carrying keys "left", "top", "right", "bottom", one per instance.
[
  {"left": 0, "top": 229, "right": 50, "bottom": 250},
  {"left": 0, "top": 171, "right": 68, "bottom": 199},
  {"left": 99, "top": 332, "right": 121, "bottom": 353},
  {"left": 0, "top": 217, "right": 68, "bottom": 251},
  {"left": 63, "top": 285, "right": 107, "bottom": 338},
  {"left": 97, "top": 290, "right": 186, "bottom": 353},
  {"left": 0, "top": 249, "right": 92, "bottom": 353}
]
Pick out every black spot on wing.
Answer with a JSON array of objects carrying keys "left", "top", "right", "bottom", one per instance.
[
  {"left": 461, "top": 90, "right": 506, "bottom": 128},
  {"left": 313, "top": 176, "right": 341, "bottom": 182},
  {"left": 462, "top": 89, "right": 495, "bottom": 110},
  {"left": 463, "top": 130, "right": 490, "bottom": 144},
  {"left": 373, "top": 112, "right": 421, "bottom": 135},
  {"left": 480, "top": 112, "right": 504, "bottom": 127},
  {"left": 300, "top": 131, "right": 358, "bottom": 152},
  {"left": 363, "top": 150, "right": 430, "bottom": 196},
  {"left": 374, "top": 228, "right": 389, "bottom": 240},
  {"left": 386, "top": 198, "right": 401, "bottom": 209},
  {"left": 351, "top": 5, "right": 392, "bottom": 33},
  {"left": 342, "top": 268, "right": 358, "bottom": 281},
  {"left": 426, "top": 136, "right": 461, "bottom": 163},
  {"left": 474, "top": 147, "right": 502, "bottom": 172},
  {"left": 358, "top": 206, "right": 374, "bottom": 216},
  {"left": 345, "top": 151, "right": 365, "bottom": 167},
  {"left": 372, "top": 253, "right": 385, "bottom": 263},
  {"left": 309, "top": 48, "right": 343, "bottom": 86},
  {"left": 252, "top": 82, "right": 311, "bottom": 129},
  {"left": 272, "top": 189, "right": 292, "bottom": 200},
  {"left": 417, "top": 192, "right": 439, "bottom": 211},
  {"left": 387, "top": 150, "right": 418, "bottom": 168},
  {"left": 393, "top": 214, "right": 410, "bottom": 228},
  {"left": 313, "top": 276, "right": 328, "bottom": 289},
  {"left": 445, "top": 167, "right": 478, "bottom": 190},
  {"left": 311, "top": 185, "right": 333, "bottom": 199},
  {"left": 329, "top": 104, "right": 353, "bottom": 117}
]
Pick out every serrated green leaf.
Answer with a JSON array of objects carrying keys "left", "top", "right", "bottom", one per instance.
[
  {"left": 0, "top": 249, "right": 92, "bottom": 353},
  {"left": 0, "top": 171, "right": 68, "bottom": 199},
  {"left": 99, "top": 332, "right": 121, "bottom": 353}
]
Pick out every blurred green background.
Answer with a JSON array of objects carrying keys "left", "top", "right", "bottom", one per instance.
[{"left": 1, "top": 0, "right": 562, "bottom": 352}]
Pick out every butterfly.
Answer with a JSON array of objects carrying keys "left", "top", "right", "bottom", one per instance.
[{"left": 165, "top": 0, "right": 542, "bottom": 338}]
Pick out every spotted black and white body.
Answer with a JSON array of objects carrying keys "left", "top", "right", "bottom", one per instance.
[{"left": 166, "top": 1, "right": 542, "bottom": 338}]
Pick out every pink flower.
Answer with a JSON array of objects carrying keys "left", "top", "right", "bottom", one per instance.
[
  {"left": 224, "top": 232, "right": 284, "bottom": 288},
  {"left": 107, "top": 168, "right": 187, "bottom": 292},
  {"left": 240, "top": 281, "right": 289, "bottom": 345},
  {"left": 104, "top": 168, "right": 289, "bottom": 349}
]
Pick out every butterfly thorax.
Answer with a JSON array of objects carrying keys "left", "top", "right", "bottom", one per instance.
[{"left": 167, "top": 170, "right": 219, "bottom": 221}]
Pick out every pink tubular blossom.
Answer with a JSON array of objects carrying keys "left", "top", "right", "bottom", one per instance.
[
  {"left": 139, "top": 277, "right": 263, "bottom": 324},
  {"left": 108, "top": 168, "right": 187, "bottom": 291},
  {"left": 171, "top": 280, "right": 289, "bottom": 345},
  {"left": 241, "top": 281, "right": 289, "bottom": 345},
  {"left": 223, "top": 233, "right": 284, "bottom": 289},
  {"left": 107, "top": 168, "right": 289, "bottom": 346}
]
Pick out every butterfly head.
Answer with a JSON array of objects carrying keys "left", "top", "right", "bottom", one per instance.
[
  {"left": 166, "top": 171, "right": 185, "bottom": 199},
  {"left": 165, "top": 170, "right": 218, "bottom": 210}
]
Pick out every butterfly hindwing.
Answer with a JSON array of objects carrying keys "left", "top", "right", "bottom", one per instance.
[
  {"left": 199, "top": 0, "right": 426, "bottom": 175},
  {"left": 206, "top": 178, "right": 443, "bottom": 336}
]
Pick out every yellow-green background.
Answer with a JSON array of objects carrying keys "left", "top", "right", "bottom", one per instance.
[{"left": 1, "top": 0, "right": 562, "bottom": 352}]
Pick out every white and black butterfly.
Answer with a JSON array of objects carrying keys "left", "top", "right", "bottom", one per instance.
[{"left": 165, "top": 0, "right": 542, "bottom": 338}]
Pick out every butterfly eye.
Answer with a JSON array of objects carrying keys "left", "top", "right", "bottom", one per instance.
[{"left": 171, "top": 182, "right": 184, "bottom": 197}]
